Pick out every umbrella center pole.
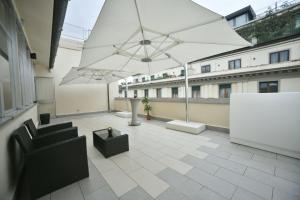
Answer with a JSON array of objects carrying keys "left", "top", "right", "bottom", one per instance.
[
  {"left": 184, "top": 63, "right": 189, "bottom": 123},
  {"left": 125, "top": 80, "right": 129, "bottom": 111}
]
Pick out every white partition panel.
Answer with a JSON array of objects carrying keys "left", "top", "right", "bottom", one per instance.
[{"left": 230, "top": 93, "right": 300, "bottom": 159}]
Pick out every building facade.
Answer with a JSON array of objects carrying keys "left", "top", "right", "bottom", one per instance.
[{"left": 119, "top": 3, "right": 300, "bottom": 100}]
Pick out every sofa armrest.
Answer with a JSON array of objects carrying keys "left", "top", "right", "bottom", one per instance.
[
  {"left": 25, "top": 136, "right": 89, "bottom": 199},
  {"left": 37, "top": 122, "right": 73, "bottom": 135},
  {"left": 33, "top": 127, "right": 78, "bottom": 148}
]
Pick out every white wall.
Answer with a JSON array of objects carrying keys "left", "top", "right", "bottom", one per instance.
[
  {"left": 0, "top": 105, "right": 38, "bottom": 200},
  {"left": 280, "top": 77, "right": 300, "bottom": 92},
  {"left": 230, "top": 93, "right": 300, "bottom": 159},
  {"left": 40, "top": 37, "right": 121, "bottom": 116}
]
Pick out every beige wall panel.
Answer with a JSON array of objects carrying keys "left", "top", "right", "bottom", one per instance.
[{"left": 114, "top": 99, "right": 229, "bottom": 128}]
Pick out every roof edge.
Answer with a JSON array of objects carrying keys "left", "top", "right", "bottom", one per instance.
[{"left": 49, "top": 0, "right": 69, "bottom": 69}]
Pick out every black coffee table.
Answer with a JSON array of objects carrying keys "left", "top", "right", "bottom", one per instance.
[{"left": 93, "top": 128, "right": 129, "bottom": 158}]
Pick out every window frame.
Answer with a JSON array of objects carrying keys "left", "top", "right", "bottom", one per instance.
[
  {"left": 144, "top": 89, "right": 148, "bottom": 98},
  {"left": 0, "top": 6, "right": 15, "bottom": 115},
  {"left": 228, "top": 59, "right": 241, "bottom": 70},
  {"left": 201, "top": 65, "right": 211, "bottom": 73},
  {"left": 191, "top": 85, "right": 201, "bottom": 98},
  {"left": 156, "top": 88, "right": 162, "bottom": 98},
  {"left": 171, "top": 87, "right": 178, "bottom": 98},
  {"left": 134, "top": 90, "right": 138, "bottom": 97},
  {"left": 259, "top": 81, "right": 279, "bottom": 93},
  {"left": 219, "top": 84, "right": 232, "bottom": 99},
  {"left": 0, "top": 0, "right": 36, "bottom": 123},
  {"left": 269, "top": 50, "right": 290, "bottom": 64}
]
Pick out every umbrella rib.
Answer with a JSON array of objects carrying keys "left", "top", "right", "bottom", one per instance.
[
  {"left": 118, "top": 28, "right": 141, "bottom": 50},
  {"left": 150, "top": 44, "right": 182, "bottom": 65},
  {"left": 78, "top": 53, "right": 116, "bottom": 70},
  {"left": 168, "top": 17, "right": 224, "bottom": 35},
  {"left": 181, "top": 41, "right": 248, "bottom": 47},
  {"left": 150, "top": 36, "right": 169, "bottom": 57},
  {"left": 133, "top": 0, "right": 150, "bottom": 60},
  {"left": 84, "top": 29, "right": 140, "bottom": 50},
  {"left": 84, "top": 41, "right": 138, "bottom": 50},
  {"left": 151, "top": 42, "right": 179, "bottom": 59},
  {"left": 60, "top": 75, "right": 81, "bottom": 85},
  {"left": 120, "top": 45, "right": 143, "bottom": 71}
]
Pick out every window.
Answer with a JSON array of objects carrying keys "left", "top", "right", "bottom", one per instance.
[
  {"left": 124, "top": 90, "right": 127, "bottom": 98},
  {"left": 144, "top": 89, "right": 148, "bottom": 98},
  {"left": 0, "top": 0, "right": 36, "bottom": 120},
  {"left": 201, "top": 65, "right": 211, "bottom": 73},
  {"left": 151, "top": 75, "right": 155, "bottom": 80},
  {"left": 118, "top": 85, "right": 122, "bottom": 94},
  {"left": 228, "top": 59, "right": 241, "bottom": 69},
  {"left": 269, "top": 50, "right": 289, "bottom": 64},
  {"left": 135, "top": 78, "right": 139, "bottom": 83},
  {"left": 0, "top": 26, "right": 13, "bottom": 112},
  {"left": 229, "top": 14, "right": 249, "bottom": 28},
  {"left": 134, "top": 90, "right": 137, "bottom": 98},
  {"left": 171, "top": 87, "right": 178, "bottom": 98},
  {"left": 219, "top": 84, "right": 231, "bottom": 98},
  {"left": 163, "top": 73, "right": 168, "bottom": 78},
  {"left": 259, "top": 81, "right": 278, "bottom": 93},
  {"left": 192, "top": 86, "right": 201, "bottom": 98},
  {"left": 295, "top": 13, "right": 300, "bottom": 28},
  {"left": 142, "top": 77, "right": 146, "bottom": 82},
  {"left": 156, "top": 88, "right": 162, "bottom": 98},
  {"left": 180, "top": 69, "right": 185, "bottom": 76}
]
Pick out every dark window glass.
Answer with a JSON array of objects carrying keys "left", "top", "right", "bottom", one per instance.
[
  {"left": 151, "top": 75, "right": 155, "bottom": 80},
  {"left": 259, "top": 81, "right": 278, "bottom": 93},
  {"left": 142, "top": 77, "right": 146, "bottom": 82},
  {"left": 135, "top": 78, "right": 139, "bottom": 83},
  {"left": 219, "top": 84, "right": 231, "bottom": 98},
  {"left": 269, "top": 50, "right": 289, "bottom": 64},
  {"left": 180, "top": 70, "right": 185, "bottom": 76},
  {"left": 163, "top": 73, "right": 168, "bottom": 78},
  {"left": 134, "top": 90, "right": 137, "bottom": 97},
  {"left": 192, "top": 86, "right": 201, "bottom": 98},
  {"left": 124, "top": 90, "right": 127, "bottom": 98},
  {"left": 171, "top": 87, "right": 178, "bottom": 98},
  {"left": 201, "top": 65, "right": 211, "bottom": 73},
  {"left": 228, "top": 59, "right": 241, "bottom": 69},
  {"left": 156, "top": 88, "right": 161, "bottom": 98},
  {"left": 144, "top": 89, "right": 148, "bottom": 97}
]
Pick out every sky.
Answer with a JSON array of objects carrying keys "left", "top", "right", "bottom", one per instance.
[{"left": 64, "top": 0, "right": 281, "bottom": 31}]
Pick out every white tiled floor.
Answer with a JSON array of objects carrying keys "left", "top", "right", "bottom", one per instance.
[{"left": 38, "top": 113, "right": 300, "bottom": 200}]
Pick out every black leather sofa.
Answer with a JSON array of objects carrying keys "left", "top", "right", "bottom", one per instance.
[{"left": 14, "top": 125, "right": 89, "bottom": 199}]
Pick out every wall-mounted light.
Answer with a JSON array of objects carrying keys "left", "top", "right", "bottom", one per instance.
[{"left": 30, "top": 53, "right": 37, "bottom": 59}]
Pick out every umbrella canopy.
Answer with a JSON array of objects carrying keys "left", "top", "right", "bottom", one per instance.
[
  {"left": 79, "top": 0, "right": 250, "bottom": 76},
  {"left": 60, "top": 67, "right": 132, "bottom": 85}
]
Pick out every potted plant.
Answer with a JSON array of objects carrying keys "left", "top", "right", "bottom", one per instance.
[{"left": 142, "top": 97, "right": 152, "bottom": 120}]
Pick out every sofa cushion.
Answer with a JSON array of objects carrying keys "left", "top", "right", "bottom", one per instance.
[{"left": 24, "top": 119, "right": 37, "bottom": 137}]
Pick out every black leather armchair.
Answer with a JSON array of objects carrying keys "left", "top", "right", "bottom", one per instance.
[
  {"left": 14, "top": 126, "right": 89, "bottom": 200},
  {"left": 23, "top": 119, "right": 78, "bottom": 148},
  {"left": 24, "top": 119, "right": 73, "bottom": 138}
]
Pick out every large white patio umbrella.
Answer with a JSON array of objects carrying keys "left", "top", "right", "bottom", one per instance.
[
  {"left": 60, "top": 67, "right": 131, "bottom": 85},
  {"left": 78, "top": 0, "right": 250, "bottom": 129}
]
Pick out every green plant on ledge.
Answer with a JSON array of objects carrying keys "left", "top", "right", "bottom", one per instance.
[{"left": 142, "top": 97, "right": 152, "bottom": 120}]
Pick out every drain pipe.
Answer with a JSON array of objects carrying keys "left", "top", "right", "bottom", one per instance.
[
  {"left": 184, "top": 63, "right": 189, "bottom": 123},
  {"left": 107, "top": 83, "right": 110, "bottom": 112}
]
